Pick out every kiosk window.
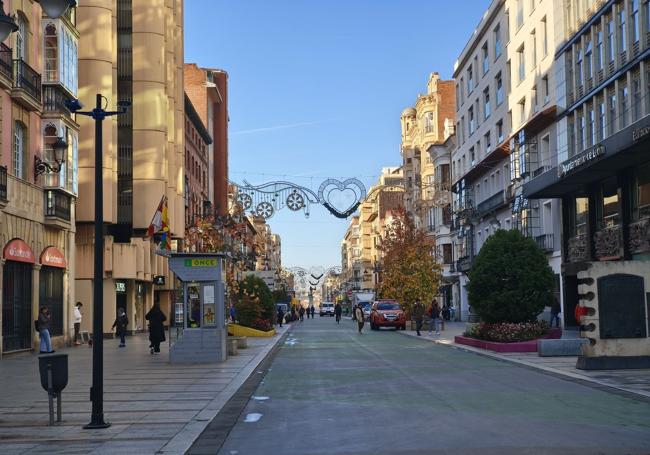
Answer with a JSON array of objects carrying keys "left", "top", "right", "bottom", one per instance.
[
  {"left": 188, "top": 284, "right": 201, "bottom": 328},
  {"left": 203, "top": 285, "right": 216, "bottom": 326}
]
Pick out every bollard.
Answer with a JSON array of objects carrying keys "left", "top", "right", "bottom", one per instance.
[{"left": 39, "top": 354, "right": 68, "bottom": 426}]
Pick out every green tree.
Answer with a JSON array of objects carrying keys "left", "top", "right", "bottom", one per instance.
[
  {"left": 378, "top": 210, "right": 442, "bottom": 316},
  {"left": 467, "top": 229, "right": 555, "bottom": 323},
  {"left": 237, "top": 275, "right": 275, "bottom": 324}
]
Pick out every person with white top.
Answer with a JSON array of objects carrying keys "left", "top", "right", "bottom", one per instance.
[{"left": 73, "top": 302, "right": 83, "bottom": 345}]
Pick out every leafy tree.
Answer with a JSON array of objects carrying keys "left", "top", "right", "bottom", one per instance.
[
  {"left": 272, "top": 288, "right": 290, "bottom": 304},
  {"left": 236, "top": 275, "right": 275, "bottom": 324},
  {"left": 467, "top": 229, "right": 555, "bottom": 323},
  {"left": 234, "top": 295, "right": 261, "bottom": 328},
  {"left": 378, "top": 210, "right": 442, "bottom": 316}
]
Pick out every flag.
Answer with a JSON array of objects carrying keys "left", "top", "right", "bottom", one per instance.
[
  {"left": 147, "top": 196, "right": 169, "bottom": 237},
  {"left": 159, "top": 232, "right": 171, "bottom": 251}
]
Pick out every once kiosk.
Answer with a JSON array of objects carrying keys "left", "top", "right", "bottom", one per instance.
[{"left": 168, "top": 253, "right": 227, "bottom": 363}]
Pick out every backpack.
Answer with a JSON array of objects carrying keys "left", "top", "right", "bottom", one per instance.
[{"left": 34, "top": 319, "right": 40, "bottom": 332}]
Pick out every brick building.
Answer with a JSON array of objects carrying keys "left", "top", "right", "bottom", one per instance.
[{"left": 184, "top": 94, "right": 212, "bottom": 226}]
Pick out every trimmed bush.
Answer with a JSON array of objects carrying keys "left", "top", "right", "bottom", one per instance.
[
  {"left": 467, "top": 229, "right": 555, "bottom": 323},
  {"left": 464, "top": 321, "right": 549, "bottom": 343}
]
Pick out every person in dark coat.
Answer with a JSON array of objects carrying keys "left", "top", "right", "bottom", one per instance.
[
  {"left": 334, "top": 302, "right": 342, "bottom": 324},
  {"left": 550, "top": 298, "right": 561, "bottom": 328},
  {"left": 413, "top": 299, "right": 425, "bottom": 336},
  {"left": 111, "top": 307, "right": 129, "bottom": 347},
  {"left": 277, "top": 306, "right": 285, "bottom": 327},
  {"left": 145, "top": 302, "right": 167, "bottom": 354},
  {"left": 299, "top": 306, "right": 305, "bottom": 321}
]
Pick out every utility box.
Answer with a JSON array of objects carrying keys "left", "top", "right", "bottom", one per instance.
[{"left": 168, "top": 253, "right": 228, "bottom": 363}]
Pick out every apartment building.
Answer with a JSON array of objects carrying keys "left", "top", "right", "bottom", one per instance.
[
  {"left": 524, "top": 0, "right": 650, "bottom": 367},
  {"left": 341, "top": 216, "right": 366, "bottom": 292},
  {"left": 0, "top": 1, "right": 78, "bottom": 356},
  {"left": 451, "top": 0, "right": 511, "bottom": 320},
  {"left": 400, "top": 73, "right": 455, "bottom": 229},
  {"left": 184, "top": 94, "right": 211, "bottom": 227},
  {"left": 75, "top": 0, "right": 184, "bottom": 334}
]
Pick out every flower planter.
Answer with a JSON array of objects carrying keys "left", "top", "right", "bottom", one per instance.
[
  {"left": 227, "top": 323, "right": 276, "bottom": 338},
  {"left": 455, "top": 328, "right": 561, "bottom": 353}
]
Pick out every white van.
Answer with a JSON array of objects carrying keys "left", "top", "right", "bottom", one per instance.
[{"left": 319, "top": 302, "right": 335, "bottom": 316}]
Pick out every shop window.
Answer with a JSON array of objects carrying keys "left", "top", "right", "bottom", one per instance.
[
  {"left": 634, "top": 164, "right": 650, "bottom": 220},
  {"left": 598, "top": 178, "right": 620, "bottom": 229},
  {"left": 40, "top": 267, "right": 64, "bottom": 336}
]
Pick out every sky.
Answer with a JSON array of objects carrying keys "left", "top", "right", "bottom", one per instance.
[{"left": 184, "top": 0, "right": 493, "bottom": 270}]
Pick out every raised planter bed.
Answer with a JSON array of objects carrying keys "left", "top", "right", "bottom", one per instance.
[
  {"left": 455, "top": 328, "right": 562, "bottom": 353},
  {"left": 227, "top": 323, "right": 276, "bottom": 338}
]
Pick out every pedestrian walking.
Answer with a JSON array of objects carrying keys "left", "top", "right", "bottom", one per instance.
[
  {"left": 229, "top": 304, "right": 236, "bottom": 323},
  {"left": 413, "top": 299, "right": 424, "bottom": 336},
  {"left": 428, "top": 299, "right": 441, "bottom": 336},
  {"left": 334, "top": 302, "right": 342, "bottom": 324},
  {"left": 111, "top": 307, "right": 129, "bottom": 347},
  {"left": 277, "top": 306, "right": 285, "bottom": 327},
  {"left": 291, "top": 307, "right": 297, "bottom": 322},
  {"left": 37, "top": 306, "right": 54, "bottom": 354},
  {"left": 145, "top": 302, "right": 167, "bottom": 355},
  {"left": 550, "top": 298, "right": 561, "bottom": 328},
  {"left": 299, "top": 306, "right": 305, "bottom": 321},
  {"left": 354, "top": 304, "right": 365, "bottom": 334},
  {"left": 73, "top": 302, "right": 83, "bottom": 345},
  {"left": 310, "top": 305, "right": 315, "bottom": 319}
]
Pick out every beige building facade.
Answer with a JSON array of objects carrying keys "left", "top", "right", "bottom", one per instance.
[
  {"left": 0, "top": 1, "right": 79, "bottom": 357},
  {"left": 75, "top": 0, "right": 184, "bottom": 334}
]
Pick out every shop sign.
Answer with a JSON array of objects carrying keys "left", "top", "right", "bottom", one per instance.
[
  {"left": 632, "top": 125, "right": 650, "bottom": 142},
  {"left": 183, "top": 258, "right": 217, "bottom": 267},
  {"left": 3, "top": 239, "right": 35, "bottom": 263},
  {"left": 116, "top": 282, "right": 126, "bottom": 293},
  {"left": 40, "top": 247, "right": 66, "bottom": 268},
  {"left": 559, "top": 144, "right": 605, "bottom": 177}
]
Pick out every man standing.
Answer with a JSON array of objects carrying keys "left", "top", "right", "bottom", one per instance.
[
  {"left": 428, "top": 299, "right": 441, "bottom": 336},
  {"left": 413, "top": 299, "right": 424, "bottom": 336},
  {"left": 354, "top": 304, "right": 365, "bottom": 334},
  {"left": 38, "top": 306, "right": 54, "bottom": 353},
  {"left": 73, "top": 302, "right": 83, "bottom": 345},
  {"left": 334, "top": 302, "right": 342, "bottom": 324},
  {"left": 550, "top": 298, "right": 561, "bottom": 328}
]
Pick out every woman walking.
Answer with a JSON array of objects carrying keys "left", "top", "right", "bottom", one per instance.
[
  {"left": 112, "top": 307, "right": 129, "bottom": 347},
  {"left": 145, "top": 302, "right": 167, "bottom": 354},
  {"left": 354, "top": 304, "right": 365, "bottom": 334}
]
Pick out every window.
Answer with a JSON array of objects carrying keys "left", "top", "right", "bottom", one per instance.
[
  {"left": 469, "top": 106, "right": 475, "bottom": 135},
  {"left": 596, "top": 28, "right": 604, "bottom": 71},
  {"left": 13, "top": 122, "right": 25, "bottom": 180},
  {"left": 619, "top": 82, "right": 629, "bottom": 128},
  {"left": 585, "top": 39, "right": 593, "bottom": 80},
  {"left": 424, "top": 111, "right": 434, "bottom": 133},
  {"left": 568, "top": 117, "right": 576, "bottom": 157},
  {"left": 632, "top": 72, "right": 642, "bottom": 121},
  {"left": 608, "top": 90, "right": 617, "bottom": 135},
  {"left": 575, "top": 46, "right": 583, "bottom": 86},
  {"left": 533, "top": 85, "right": 539, "bottom": 112},
  {"left": 542, "top": 75, "right": 549, "bottom": 103},
  {"left": 15, "top": 14, "right": 26, "bottom": 61},
  {"left": 541, "top": 134, "right": 550, "bottom": 169},
  {"left": 607, "top": 18, "right": 615, "bottom": 62},
  {"left": 497, "top": 119, "right": 504, "bottom": 143},
  {"left": 519, "top": 97, "right": 526, "bottom": 125},
  {"left": 518, "top": 45, "right": 525, "bottom": 82},
  {"left": 619, "top": 7, "right": 627, "bottom": 53},
  {"left": 496, "top": 73, "right": 504, "bottom": 105},
  {"left": 574, "top": 197, "right": 589, "bottom": 236},
  {"left": 494, "top": 25, "right": 502, "bottom": 58},
  {"left": 587, "top": 107, "right": 595, "bottom": 147},
  {"left": 599, "top": 178, "right": 620, "bottom": 228},
  {"left": 577, "top": 111, "right": 586, "bottom": 151},
  {"left": 634, "top": 163, "right": 650, "bottom": 220},
  {"left": 597, "top": 96, "right": 606, "bottom": 141},
  {"left": 516, "top": 0, "right": 524, "bottom": 29},
  {"left": 483, "top": 88, "right": 491, "bottom": 119},
  {"left": 485, "top": 131, "right": 492, "bottom": 153},
  {"left": 632, "top": 0, "right": 640, "bottom": 44},
  {"left": 470, "top": 147, "right": 476, "bottom": 167},
  {"left": 647, "top": 0, "right": 650, "bottom": 33},
  {"left": 541, "top": 16, "right": 548, "bottom": 56},
  {"left": 44, "top": 24, "right": 57, "bottom": 82},
  {"left": 467, "top": 66, "right": 474, "bottom": 93},
  {"left": 531, "top": 29, "right": 537, "bottom": 68},
  {"left": 482, "top": 43, "right": 489, "bottom": 74}
]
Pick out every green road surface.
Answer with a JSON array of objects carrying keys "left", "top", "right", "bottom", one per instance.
[{"left": 213, "top": 317, "right": 650, "bottom": 455}]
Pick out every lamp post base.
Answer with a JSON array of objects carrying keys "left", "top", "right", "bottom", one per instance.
[{"left": 83, "top": 419, "right": 111, "bottom": 430}]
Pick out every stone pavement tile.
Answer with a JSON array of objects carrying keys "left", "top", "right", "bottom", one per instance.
[
  {"left": 0, "top": 443, "right": 38, "bottom": 455},
  {"left": 88, "top": 439, "right": 167, "bottom": 455}
]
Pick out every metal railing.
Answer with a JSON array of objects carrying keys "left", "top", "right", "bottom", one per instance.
[
  {"left": 43, "top": 85, "right": 71, "bottom": 114},
  {"left": 13, "top": 59, "right": 42, "bottom": 103},
  {"left": 0, "top": 166, "right": 7, "bottom": 202},
  {"left": 45, "top": 189, "right": 71, "bottom": 221},
  {"left": 476, "top": 190, "right": 505, "bottom": 216},
  {"left": 535, "top": 233, "right": 554, "bottom": 252},
  {"left": 0, "top": 43, "right": 12, "bottom": 81}
]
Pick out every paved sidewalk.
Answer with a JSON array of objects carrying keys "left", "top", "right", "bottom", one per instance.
[
  {"left": 0, "top": 326, "right": 287, "bottom": 455},
  {"left": 399, "top": 321, "right": 650, "bottom": 400}
]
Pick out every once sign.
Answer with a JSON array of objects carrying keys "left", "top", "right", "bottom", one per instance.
[{"left": 184, "top": 258, "right": 217, "bottom": 267}]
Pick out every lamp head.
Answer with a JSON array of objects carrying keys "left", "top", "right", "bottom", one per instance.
[
  {"left": 0, "top": 1, "right": 18, "bottom": 43},
  {"left": 36, "top": 0, "right": 76, "bottom": 20},
  {"left": 64, "top": 98, "right": 83, "bottom": 112}
]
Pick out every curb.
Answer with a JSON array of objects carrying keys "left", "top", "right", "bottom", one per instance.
[
  {"left": 396, "top": 329, "right": 650, "bottom": 402},
  {"left": 159, "top": 325, "right": 290, "bottom": 454}
]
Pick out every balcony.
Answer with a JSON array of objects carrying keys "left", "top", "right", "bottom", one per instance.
[
  {"left": 0, "top": 43, "right": 12, "bottom": 89},
  {"left": 629, "top": 218, "right": 650, "bottom": 254},
  {"left": 12, "top": 59, "right": 42, "bottom": 111},
  {"left": 594, "top": 226, "right": 622, "bottom": 260},
  {"left": 42, "top": 85, "right": 73, "bottom": 118},
  {"left": 476, "top": 190, "right": 505, "bottom": 216},
  {"left": 534, "top": 234, "right": 554, "bottom": 253},
  {"left": 44, "top": 189, "right": 72, "bottom": 227},
  {"left": 0, "top": 166, "right": 7, "bottom": 206},
  {"left": 457, "top": 256, "right": 473, "bottom": 273},
  {"left": 567, "top": 234, "right": 588, "bottom": 263}
]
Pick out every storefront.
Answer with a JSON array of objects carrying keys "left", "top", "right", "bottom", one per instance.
[
  {"left": 39, "top": 247, "right": 66, "bottom": 338},
  {"left": 2, "top": 239, "right": 35, "bottom": 353}
]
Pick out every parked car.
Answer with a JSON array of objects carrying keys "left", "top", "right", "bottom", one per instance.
[
  {"left": 320, "top": 302, "right": 335, "bottom": 316},
  {"left": 370, "top": 300, "right": 406, "bottom": 330},
  {"left": 363, "top": 303, "right": 371, "bottom": 321}
]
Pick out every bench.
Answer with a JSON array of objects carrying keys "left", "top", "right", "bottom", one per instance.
[
  {"left": 226, "top": 338, "right": 238, "bottom": 356},
  {"left": 537, "top": 338, "right": 589, "bottom": 357}
]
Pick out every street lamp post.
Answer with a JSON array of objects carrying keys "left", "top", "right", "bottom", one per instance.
[{"left": 70, "top": 94, "right": 129, "bottom": 429}]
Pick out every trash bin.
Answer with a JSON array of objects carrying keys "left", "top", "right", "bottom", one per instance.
[{"left": 38, "top": 354, "right": 68, "bottom": 395}]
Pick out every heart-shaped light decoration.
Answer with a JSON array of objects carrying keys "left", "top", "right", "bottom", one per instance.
[{"left": 317, "top": 178, "right": 367, "bottom": 219}]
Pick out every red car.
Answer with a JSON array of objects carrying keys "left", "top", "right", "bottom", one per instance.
[{"left": 370, "top": 300, "right": 406, "bottom": 330}]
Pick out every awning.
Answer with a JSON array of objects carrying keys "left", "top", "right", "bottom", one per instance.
[
  {"left": 3, "top": 239, "right": 35, "bottom": 264},
  {"left": 40, "top": 246, "right": 66, "bottom": 268}
]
